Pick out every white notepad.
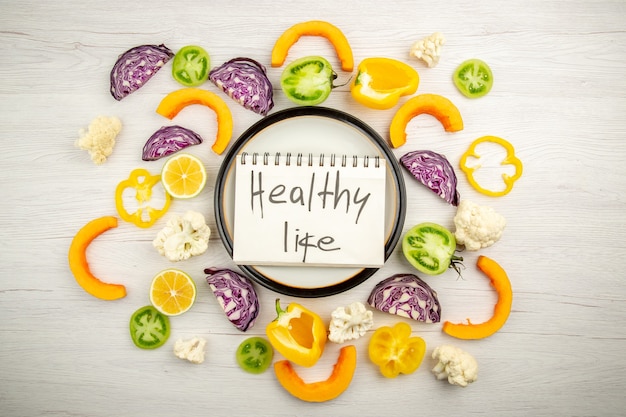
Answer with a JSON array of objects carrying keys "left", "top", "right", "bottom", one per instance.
[{"left": 232, "top": 152, "right": 387, "bottom": 267}]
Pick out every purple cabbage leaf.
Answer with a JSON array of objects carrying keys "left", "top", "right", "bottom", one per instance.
[
  {"left": 204, "top": 268, "right": 259, "bottom": 331},
  {"left": 142, "top": 125, "right": 203, "bottom": 161}
]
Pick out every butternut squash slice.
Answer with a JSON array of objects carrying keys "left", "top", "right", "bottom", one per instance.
[
  {"left": 68, "top": 216, "right": 126, "bottom": 300},
  {"left": 274, "top": 345, "right": 357, "bottom": 402},
  {"left": 271, "top": 20, "right": 354, "bottom": 72},
  {"left": 156, "top": 88, "right": 233, "bottom": 155}
]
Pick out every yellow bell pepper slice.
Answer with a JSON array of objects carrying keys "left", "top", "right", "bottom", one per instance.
[
  {"left": 460, "top": 135, "right": 523, "bottom": 197},
  {"left": 368, "top": 322, "right": 426, "bottom": 378},
  {"left": 115, "top": 168, "right": 171, "bottom": 228},
  {"left": 350, "top": 57, "right": 419, "bottom": 110},
  {"left": 266, "top": 299, "right": 327, "bottom": 368}
]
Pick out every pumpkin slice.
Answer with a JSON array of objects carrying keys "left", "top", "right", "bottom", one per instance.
[
  {"left": 274, "top": 345, "right": 357, "bottom": 402},
  {"left": 155, "top": 88, "right": 233, "bottom": 155}
]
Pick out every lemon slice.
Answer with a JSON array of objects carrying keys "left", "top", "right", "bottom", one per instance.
[
  {"left": 161, "top": 153, "right": 207, "bottom": 198},
  {"left": 149, "top": 269, "right": 197, "bottom": 316}
]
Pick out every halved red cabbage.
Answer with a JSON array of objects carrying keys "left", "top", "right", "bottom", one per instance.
[
  {"left": 367, "top": 273, "right": 441, "bottom": 323},
  {"left": 204, "top": 268, "right": 259, "bottom": 331},
  {"left": 110, "top": 44, "right": 174, "bottom": 101},
  {"left": 209, "top": 57, "right": 274, "bottom": 116},
  {"left": 142, "top": 125, "right": 203, "bottom": 161},
  {"left": 400, "top": 150, "right": 460, "bottom": 206}
]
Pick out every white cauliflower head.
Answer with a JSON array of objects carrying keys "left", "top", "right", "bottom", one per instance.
[
  {"left": 173, "top": 337, "right": 207, "bottom": 364},
  {"left": 75, "top": 116, "right": 122, "bottom": 164},
  {"left": 153, "top": 211, "right": 211, "bottom": 261},
  {"left": 431, "top": 345, "right": 478, "bottom": 387},
  {"left": 328, "top": 301, "right": 374, "bottom": 343},
  {"left": 453, "top": 200, "right": 506, "bottom": 251}
]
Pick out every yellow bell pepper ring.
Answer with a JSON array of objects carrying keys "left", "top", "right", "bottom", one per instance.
[
  {"left": 115, "top": 168, "right": 171, "bottom": 228},
  {"left": 460, "top": 135, "right": 523, "bottom": 197},
  {"left": 266, "top": 299, "right": 327, "bottom": 368},
  {"left": 350, "top": 57, "right": 419, "bottom": 110}
]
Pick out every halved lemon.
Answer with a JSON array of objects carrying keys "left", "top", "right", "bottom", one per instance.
[
  {"left": 161, "top": 153, "right": 207, "bottom": 199},
  {"left": 149, "top": 269, "right": 197, "bottom": 316}
]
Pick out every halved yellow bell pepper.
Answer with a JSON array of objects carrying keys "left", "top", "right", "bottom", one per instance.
[
  {"left": 351, "top": 57, "right": 419, "bottom": 110},
  {"left": 266, "top": 299, "right": 327, "bottom": 368},
  {"left": 459, "top": 135, "right": 523, "bottom": 197},
  {"left": 115, "top": 168, "right": 171, "bottom": 228}
]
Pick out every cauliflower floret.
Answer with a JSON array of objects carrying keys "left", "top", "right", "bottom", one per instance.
[
  {"left": 453, "top": 200, "right": 506, "bottom": 251},
  {"left": 431, "top": 345, "right": 478, "bottom": 387},
  {"left": 410, "top": 32, "right": 446, "bottom": 68},
  {"left": 153, "top": 211, "right": 211, "bottom": 261},
  {"left": 75, "top": 116, "right": 122, "bottom": 164},
  {"left": 328, "top": 301, "right": 374, "bottom": 343},
  {"left": 173, "top": 337, "right": 207, "bottom": 364}
]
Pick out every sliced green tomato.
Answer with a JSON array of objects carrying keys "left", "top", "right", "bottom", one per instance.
[
  {"left": 280, "top": 56, "right": 335, "bottom": 105},
  {"left": 172, "top": 45, "right": 210, "bottom": 87},
  {"left": 453, "top": 59, "right": 493, "bottom": 98},
  {"left": 129, "top": 305, "right": 171, "bottom": 349},
  {"left": 402, "top": 222, "right": 461, "bottom": 275},
  {"left": 236, "top": 336, "right": 273, "bottom": 374}
]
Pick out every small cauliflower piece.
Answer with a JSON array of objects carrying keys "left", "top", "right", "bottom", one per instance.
[
  {"left": 328, "top": 301, "right": 374, "bottom": 343},
  {"left": 75, "top": 116, "right": 122, "bottom": 164},
  {"left": 153, "top": 211, "right": 211, "bottom": 261},
  {"left": 431, "top": 345, "right": 478, "bottom": 387},
  {"left": 173, "top": 337, "right": 207, "bottom": 364},
  {"left": 454, "top": 200, "right": 506, "bottom": 251},
  {"left": 409, "top": 32, "right": 446, "bottom": 68}
]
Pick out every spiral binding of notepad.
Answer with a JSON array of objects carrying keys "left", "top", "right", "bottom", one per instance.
[{"left": 239, "top": 152, "right": 382, "bottom": 168}]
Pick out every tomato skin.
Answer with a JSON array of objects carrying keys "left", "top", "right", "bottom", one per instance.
[
  {"left": 280, "top": 56, "right": 335, "bottom": 105},
  {"left": 129, "top": 305, "right": 171, "bottom": 349},
  {"left": 453, "top": 59, "right": 493, "bottom": 98},
  {"left": 402, "top": 222, "right": 461, "bottom": 275},
  {"left": 172, "top": 45, "right": 210, "bottom": 87},
  {"left": 236, "top": 337, "right": 274, "bottom": 374}
]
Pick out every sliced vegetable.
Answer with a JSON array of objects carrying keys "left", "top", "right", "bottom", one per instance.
[
  {"left": 442, "top": 255, "right": 513, "bottom": 339},
  {"left": 402, "top": 222, "right": 463, "bottom": 276},
  {"left": 129, "top": 305, "right": 170, "bottom": 349},
  {"left": 115, "top": 168, "right": 171, "bottom": 228},
  {"left": 367, "top": 273, "right": 441, "bottom": 323},
  {"left": 172, "top": 45, "right": 210, "bottom": 87},
  {"left": 110, "top": 44, "right": 174, "bottom": 101},
  {"left": 271, "top": 20, "right": 354, "bottom": 72},
  {"left": 274, "top": 345, "right": 357, "bottom": 402},
  {"left": 266, "top": 299, "right": 327, "bottom": 368},
  {"left": 350, "top": 57, "right": 419, "bottom": 110},
  {"left": 155, "top": 88, "right": 233, "bottom": 155},
  {"left": 459, "top": 135, "right": 523, "bottom": 197},
  {"left": 204, "top": 268, "right": 260, "bottom": 331},
  {"left": 209, "top": 57, "right": 274, "bottom": 116},
  {"left": 236, "top": 336, "right": 274, "bottom": 374},
  {"left": 142, "top": 125, "right": 203, "bottom": 161},
  {"left": 368, "top": 322, "right": 426, "bottom": 378},
  {"left": 389, "top": 93, "right": 463, "bottom": 148},
  {"left": 280, "top": 56, "right": 336, "bottom": 106},
  {"left": 68, "top": 216, "right": 126, "bottom": 300},
  {"left": 453, "top": 59, "right": 493, "bottom": 98},
  {"left": 400, "top": 150, "right": 460, "bottom": 206}
]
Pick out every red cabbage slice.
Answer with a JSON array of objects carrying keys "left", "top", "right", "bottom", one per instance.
[
  {"left": 367, "top": 273, "right": 441, "bottom": 323},
  {"left": 400, "top": 150, "right": 460, "bottom": 206},
  {"left": 209, "top": 57, "right": 274, "bottom": 116},
  {"left": 110, "top": 44, "right": 174, "bottom": 101},
  {"left": 142, "top": 125, "right": 203, "bottom": 161},
  {"left": 204, "top": 268, "right": 259, "bottom": 331}
]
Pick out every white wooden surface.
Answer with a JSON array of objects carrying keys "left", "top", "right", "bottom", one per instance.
[{"left": 1, "top": 1, "right": 625, "bottom": 416}]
